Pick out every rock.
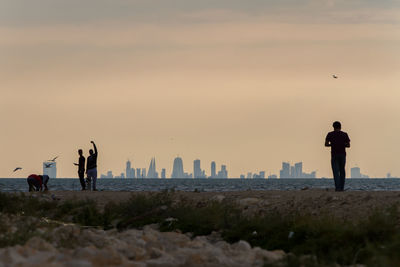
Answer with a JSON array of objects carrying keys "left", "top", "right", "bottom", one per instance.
[
  {"left": 232, "top": 240, "right": 251, "bottom": 252},
  {"left": 210, "top": 195, "right": 225, "bottom": 202}
]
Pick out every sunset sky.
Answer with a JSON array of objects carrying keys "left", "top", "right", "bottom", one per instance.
[{"left": 1, "top": 0, "right": 400, "bottom": 178}]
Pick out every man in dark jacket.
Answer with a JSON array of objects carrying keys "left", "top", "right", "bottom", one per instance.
[
  {"left": 325, "top": 121, "right": 351, "bottom": 191},
  {"left": 86, "top": 141, "right": 98, "bottom": 191},
  {"left": 74, "top": 149, "right": 86, "bottom": 190}
]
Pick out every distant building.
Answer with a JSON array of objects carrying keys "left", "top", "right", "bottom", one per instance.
[
  {"left": 136, "top": 168, "right": 141, "bottom": 179},
  {"left": 107, "top": 171, "right": 113, "bottom": 178},
  {"left": 280, "top": 162, "right": 290, "bottom": 178},
  {"left": 211, "top": 161, "right": 216, "bottom": 178},
  {"left": 147, "top": 158, "right": 158, "bottom": 178},
  {"left": 141, "top": 168, "right": 146, "bottom": 178},
  {"left": 217, "top": 165, "right": 228, "bottom": 179},
  {"left": 161, "top": 168, "right": 166, "bottom": 179},
  {"left": 126, "top": 160, "right": 135, "bottom": 178},
  {"left": 268, "top": 174, "right": 278, "bottom": 179},
  {"left": 193, "top": 159, "right": 201, "bottom": 178},
  {"left": 240, "top": 174, "right": 245, "bottom": 179},
  {"left": 43, "top": 161, "right": 57, "bottom": 178},
  {"left": 280, "top": 162, "right": 316, "bottom": 178},
  {"left": 351, "top": 167, "right": 369, "bottom": 178},
  {"left": 171, "top": 157, "right": 185, "bottom": 178}
]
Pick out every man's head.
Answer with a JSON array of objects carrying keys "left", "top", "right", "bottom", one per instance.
[
  {"left": 78, "top": 149, "right": 83, "bottom": 156},
  {"left": 333, "top": 121, "right": 341, "bottom": 130},
  {"left": 89, "top": 149, "right": 94, "bottom": 155}
]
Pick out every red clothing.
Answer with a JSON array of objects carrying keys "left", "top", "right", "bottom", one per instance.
[{"left": 28, "top": 174, "right": 42, "bottom": 187}]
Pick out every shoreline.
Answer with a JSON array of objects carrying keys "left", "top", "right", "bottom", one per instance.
[{"left": 21, "top": 189, "right": 400, "bottom": 219}]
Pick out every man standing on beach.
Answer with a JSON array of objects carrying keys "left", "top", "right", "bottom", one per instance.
[
  {"left": 86, "top": 141, "right": 98, "bottom": 191},
  {"left": 74, "top": 149, "right": 86, "bottom": 190},
  {"left": 325, "top": 121, "right": 350, "bottom": 191}
]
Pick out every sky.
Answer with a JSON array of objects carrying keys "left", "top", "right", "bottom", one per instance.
[{"left": 1, "top": 0, "right": 400, "bottom": 178}]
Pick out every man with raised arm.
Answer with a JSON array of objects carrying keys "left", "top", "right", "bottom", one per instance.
[
  {"left": 86, "top": 141, "right": 98, "bottom": 191},
  {"left": 325, "top": 121, "right": 350, "bottom": 191}
]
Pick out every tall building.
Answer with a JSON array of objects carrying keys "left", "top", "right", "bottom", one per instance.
[
  {"left": 126, "top": 160, "right": 135, "bottom": 178},
  {"left": 294, "top": 162, "right": 303, "bottom": 178},
  {"left": 211, "top": 161, "right": 216, "bottom": 178},
  {"left": 147, "top": 158, "right": 158, "bottom": 178},
  {"left": 217, "top": 165, "right": 228, "bottom": 179},
  {"left": 43, "top": 161, "right": 57, "bottom": 178},
  {"left": 280, "top": 162, "right": 290, "bottom": 178},
  {"left": 141, "top": 168, "right": 146, "bottom": 178},
  {"left": 161, "top": 168, "right": 166, "bottom": 179},
  {"left": 136, "top": 168, "right": 141, "bottom": 179},
  {"left": 193, "top": 159, "right": 203, "bottom": 178},
  {"left": 171, "top": 157, "right": 185, "bottom": 178},
  {"left": 280, "top": 162, "right": 316, "bottom": 178}
]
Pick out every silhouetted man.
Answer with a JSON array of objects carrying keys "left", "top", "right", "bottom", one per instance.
[
  {"left": 86, "top": 141, "right": 98, "bottom": 191},
  {"left": 27, "top": 174, "right": 50, "bottom": 192},
  {"left": 74, "top": 149, "right": 86, "bottom": 190},
  {"left": 325, "top": 121, "right": 350, "bottom": 191}
]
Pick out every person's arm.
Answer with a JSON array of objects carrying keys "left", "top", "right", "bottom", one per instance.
[
  {"left": 345, "top": 134, "right": 350, "bottom": 148},
  {"left": 325, "top": 134, "right": 331, "bottom": 147},
  {"left": 91, "top": 141, "right": 98, "bottom": 155}
]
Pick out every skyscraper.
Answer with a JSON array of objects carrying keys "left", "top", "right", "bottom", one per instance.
[
  {"left": 294, "top": 162, "right": 303, "bottom": 178},
  {"left": 43, "top": 161, "right": 57, "bottom": 178},
  {"left": 147, "top": 158, "right": 158, "bottom": 178},
  {"left": 126, "top": 160, "right": 135, "bottom": 178},
  {"left": 280, "top": 162, "right": 290, "bottom": 178},
  {"left": 136, "top": 168, "right": 141, "bottom": 178},
  {"left": 171, "top": 157, "right": 184, "bottom": 178},
  {"left": 161, "top": 168, "right": 166, "bottom": 179},
  {"left": 217, "top": 165, "right": 228, "bottom": 178},
  {"left": 211, "top": 161, "right": 216, "bottom": 178},
  {"left": 193, "top": 159, "right": 202, "bottom": 178}
]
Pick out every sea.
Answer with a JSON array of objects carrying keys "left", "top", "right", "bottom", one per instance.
[{"left": 1, "top": 178, "right": 400, "bottom": 192}]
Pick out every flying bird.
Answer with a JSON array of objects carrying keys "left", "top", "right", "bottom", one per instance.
[
  {"left": 44, "top": 163, "right": 53, "bottom": 168},
  {"left": 48, "top": 156, "right": 58, "bottom": 162},
  {"left": 13, "top": 167, "right": 22, "bottom": 172},
  {"left": 332, "top": 74, "right": 338, "bottom": 79}
]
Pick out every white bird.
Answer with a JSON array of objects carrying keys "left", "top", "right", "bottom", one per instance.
[
  {"left": 332, "top": 74, "right": 338, "bottom": 79},
  {"left": 13, "top": 167, "right": 22, "bottom": 172},
  {"left": 48, "top": 156, "right": 58, "bottom": 162}
]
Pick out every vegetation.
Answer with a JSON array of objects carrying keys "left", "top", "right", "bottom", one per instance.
[{"left": 0, "top": 191, "right": 400, "bottom": 266}]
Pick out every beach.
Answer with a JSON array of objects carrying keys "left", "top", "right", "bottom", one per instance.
[
  {"left": 35, "top": 189, "right": 400, "bottom": 219},
  {"left": 1, "top": 189, "right": 400, "bottom": 266}
]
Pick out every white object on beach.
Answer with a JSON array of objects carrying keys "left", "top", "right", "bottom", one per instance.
[{"left": 288, "top": 231, "right": 294, "bottom": 239}]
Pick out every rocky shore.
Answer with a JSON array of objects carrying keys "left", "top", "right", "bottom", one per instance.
[
  {"left": 0, "top": 214, "right": 284, "bottom": 267},
  {"left": 2, "top": 189, "right": 400, "bottom": 266}
]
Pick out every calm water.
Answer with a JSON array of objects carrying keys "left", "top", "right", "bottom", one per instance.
[{"left": 1, "top": 178, "right": 400, "bottom": 192}]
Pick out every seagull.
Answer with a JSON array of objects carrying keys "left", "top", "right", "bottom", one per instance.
[
  {"left": 44, "top": 163, "right": 53, "bottom": 168},
  {"left": 332, "top": 74, "right": 338, "bottom": 79},
  {"left": 48, "top": 156, "right": 58, "bottom": 162},
  {"left": 13, "top": 167, "right": 22, "bottom": 172}
]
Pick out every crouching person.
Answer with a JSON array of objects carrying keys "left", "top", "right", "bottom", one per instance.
[{"left": 27, "top": 174, "right": 50, "bottom": 192}]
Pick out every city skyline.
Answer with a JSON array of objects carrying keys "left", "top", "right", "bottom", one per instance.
[
  {"left": 2, "top": 1, "right": 400, "bottom": 178},
  {"left": 98, "top": 156, "right": 381, "bottom": 179}
]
